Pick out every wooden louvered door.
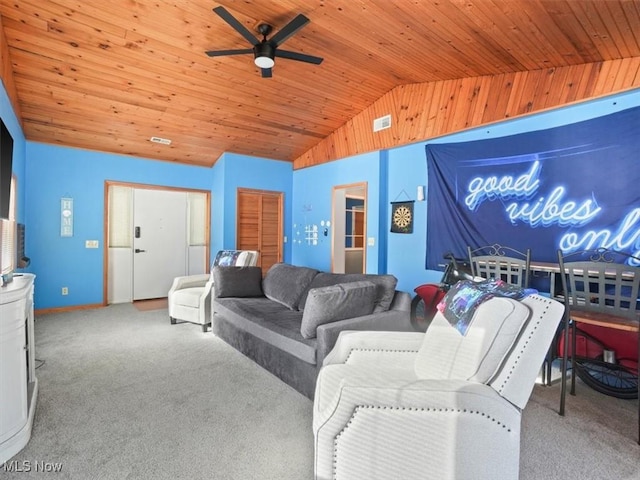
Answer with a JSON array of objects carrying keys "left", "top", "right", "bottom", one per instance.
[{"left": 236, "top": 188, "right": 283, "bottom": 276}]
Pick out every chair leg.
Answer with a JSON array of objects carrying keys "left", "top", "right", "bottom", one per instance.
[
  {"left": 548, "top": 325, "right": 562, "bottom": 386},
  {"left": 170, "top": 317, "right": 176, "bottom": 325},
  {"left": 545, "top": 348, "right": 552, "bottom": 386},
  {"left": 570, "top": 320, "right": 577, "bottom": 396},
  {"left": 559, "top": 312, "right": 570, "bottom": 416}
]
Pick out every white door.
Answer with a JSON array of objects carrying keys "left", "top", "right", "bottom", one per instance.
[{"left": 133, "top": 189, "right": 187, "bottom": 300}]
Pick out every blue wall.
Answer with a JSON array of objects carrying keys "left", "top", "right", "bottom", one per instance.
[
  {"left": 385, "top": 88, "right": 640, "bottom": 294},
  {"left": 291, "top": 151, "right": 383, "bottom": 273},
  {"left": 24, "top": 143, "right": 214, "bottom": 309},
  {"left": 213, "top": 152, "right": 293, "bottom": 262},
  {"left": 210, "top": 154, "right": 226, "bottom": 254}
]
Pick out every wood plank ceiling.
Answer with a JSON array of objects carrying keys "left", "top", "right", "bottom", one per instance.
[{"left": 1, "top": 0, "right": 639, "bottom": 168}]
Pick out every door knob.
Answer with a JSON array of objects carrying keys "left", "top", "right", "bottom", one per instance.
[{"left": 134, "top": 248, "right": 146, "bottom": 253}]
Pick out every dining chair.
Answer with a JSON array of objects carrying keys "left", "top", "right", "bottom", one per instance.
[
  {"left": 467, "top": 243, "right": 531, "bottom": 288},
  {"left": 556, "top": 247, "right": 640, "bottom": 443}
]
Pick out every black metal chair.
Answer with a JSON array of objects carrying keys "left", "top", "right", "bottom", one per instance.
[
  {"left": 556, "top": 247, "right": 640, "bottom": 443},
  {"left": 467, "top": 243, "right": 531, "bottom": 288}
]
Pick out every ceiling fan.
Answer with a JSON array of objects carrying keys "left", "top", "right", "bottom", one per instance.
[{"left": 205, "top": 6, "right": 324, "bottom": 78}]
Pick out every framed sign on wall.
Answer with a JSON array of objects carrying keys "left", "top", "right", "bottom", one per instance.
[{"left": 60, "top": 197, "right": 73, "bottom": 237}]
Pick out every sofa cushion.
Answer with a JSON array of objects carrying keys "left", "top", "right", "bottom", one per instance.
[
  {"left": 214, "top": 297, "right": 316, "bottom": 364},
  {"left": 414, "top": 297, "right": 531, "bottom": 383},
  {"left": 213, "top": 266, "right": 264, "bottom": 298},
  {"left": 300, "top": 281, "right": 378, "bottom": 339},
  {"left": 262, "top": 263, "right": 319, "bottom": 310},
  {"left": 298, "top": 272, "right": 397, "bottom": 313},
  {"left": 172, "top": 287, "right": 206, "bottom": 308}
]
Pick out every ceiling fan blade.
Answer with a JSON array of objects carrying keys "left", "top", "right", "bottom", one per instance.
[
  {"left": 261, "top": 68, "right": 273, "bottom": 78},
  {"left": 275, "top": 49, "right": 323, "bottom": 65},
  {"left": 268, "top": 14, "right": 310, "bottom": 47},
  {"left": 205, "top": 48, "right": 254, "bottom": 57},
  {"left": 212, "top": 6, "right": 259, "bottom": 45}
]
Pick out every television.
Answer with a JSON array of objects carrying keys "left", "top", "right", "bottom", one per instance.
[{"left": 0, "top": 118, "right": 13, "bottom": 220}]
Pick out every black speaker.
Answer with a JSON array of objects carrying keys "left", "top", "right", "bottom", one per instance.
[{"left": 17, "top": 223, "right": 30, "bottom": 268}]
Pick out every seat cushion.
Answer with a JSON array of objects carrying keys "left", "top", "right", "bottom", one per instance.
[
  {"left": 214, "top": 297, "right": 316, "bottom": 364},
  {"left": 172, "top": 287, "right": 206, "bottom": 308},
  {"left": 262, "top": 263, "right": 319, "bottom": 310},
  {"left": 300, "top": 281, "right": 377, "bottom": 339},
  {"left": 414, "top": 297, "right": 531, "bottom": 383}
]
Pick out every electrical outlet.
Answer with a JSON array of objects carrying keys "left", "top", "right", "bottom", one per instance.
[
  {"left": 85, "top": 240, "right": 99, "bottom": 248},
  {"left": 61, "top": 287, "right": 68, "bottom": 295}
]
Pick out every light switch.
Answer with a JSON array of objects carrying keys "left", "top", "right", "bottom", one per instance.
[
  {"left": 367, "top": 237, "right": 375, "bottom": 246},
  {"left": 85, "top": 240, "right": 99, "bottom": 248},
  {"left": 284, "top": 236, "right": 288, "bottom": 243}
]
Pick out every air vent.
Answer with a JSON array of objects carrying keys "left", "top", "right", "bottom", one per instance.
[
  {"left": 373, "top": 114, "right": 391, "bottom": 132},
  {"left": 150, "top": 136, "right": 172, "bottom": 145}
]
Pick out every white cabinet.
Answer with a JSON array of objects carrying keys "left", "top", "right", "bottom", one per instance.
[
  {"left": 0, "top": 274, "right": 37, "bottom": 464},
  {"left": 0, "top": 312, "right": 27, "bottom": 443}
]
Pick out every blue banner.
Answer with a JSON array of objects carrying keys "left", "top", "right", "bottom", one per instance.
[{"left": 425, "top": 106, "right": 640, "bottom": 270}]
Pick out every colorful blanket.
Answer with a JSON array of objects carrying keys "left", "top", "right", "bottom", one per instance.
[
  {"left": 214, "top": 250, "right": 243, "bottom": 267},
  {"left": 437, "top": 279, "right": 537, "bottom": 335}
]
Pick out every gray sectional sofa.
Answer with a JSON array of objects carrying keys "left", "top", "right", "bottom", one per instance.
[{"left": 211, "top": 263, "right": 412, "bottom": 398}]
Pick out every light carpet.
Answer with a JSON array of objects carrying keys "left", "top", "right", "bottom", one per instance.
[{"left": 3, "top": 303, "right": 639, "bottom": 479}]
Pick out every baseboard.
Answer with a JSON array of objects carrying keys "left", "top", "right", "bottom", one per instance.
[{"left": 35, "top": 303, "right": 105, "bottom": 316}]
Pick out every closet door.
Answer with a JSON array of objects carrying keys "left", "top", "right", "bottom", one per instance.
[{"left": 237, "top": 188, "right": 283, "bottom": 275}]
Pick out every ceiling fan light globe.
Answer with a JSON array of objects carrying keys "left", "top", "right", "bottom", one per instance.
[{"left": 254, "top": 56, "right": 275, "bottom": 69}]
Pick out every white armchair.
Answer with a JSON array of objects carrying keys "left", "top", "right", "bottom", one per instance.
[
  {"left": 313, "top": 293, "right": 564, "bottom": 480},
  {"left": 168, "top": 250, "right": 258, "bottom": 332}
]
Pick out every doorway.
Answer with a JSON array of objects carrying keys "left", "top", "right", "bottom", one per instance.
[
  {"left": 105, "top": 182, "right": 210, "bottom": 304},
  {"left": 331, "top": 182, "right": 367, "bottom": 274}
]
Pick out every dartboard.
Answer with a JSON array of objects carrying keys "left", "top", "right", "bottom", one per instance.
[{"left": 393, "top": 205, "right": 412, "bottom": 229}]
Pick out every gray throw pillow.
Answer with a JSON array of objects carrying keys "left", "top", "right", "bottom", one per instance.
[
  {"left": 300, "top": 281, "right": 377, "bottom": 339},
  {"left": 213, "top": 266, "right": 263, "bottom": 298},
  {"left": 262, "top": 263, "right": 319, "bottom": 310},
  {"left": 298, "top": 272, "right": 398, "bottom": 313}
]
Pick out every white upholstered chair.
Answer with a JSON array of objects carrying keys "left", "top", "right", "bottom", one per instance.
[
  {"left": 313, "top": 293, "right": 564, "bottom": 480},
  {"left": 168, "top": 250, "right": 258, "bottom": 332}
]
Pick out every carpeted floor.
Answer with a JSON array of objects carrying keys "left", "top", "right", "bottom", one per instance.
[{"left": 3, "top": 304, "right": 639, "bottom": 479}]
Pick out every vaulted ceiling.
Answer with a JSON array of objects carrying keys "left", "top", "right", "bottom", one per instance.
[{"left": 1, "top": 1, "right": 639, "bottom": 168}]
